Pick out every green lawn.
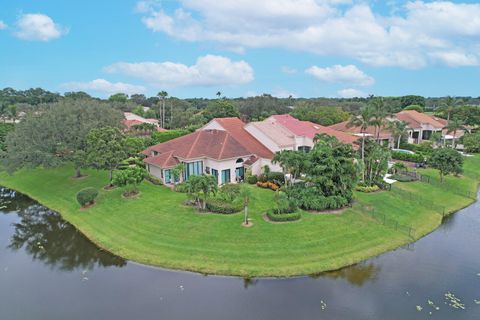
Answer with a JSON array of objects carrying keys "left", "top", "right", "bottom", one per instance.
[{"left": 0, "top": 155, "right": 478, "bottom": 277}]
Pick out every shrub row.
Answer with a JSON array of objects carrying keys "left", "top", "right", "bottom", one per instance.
[
  {"left": 266, "top": 210, "right": 301, "bottom": 222},
  {"left": 145, "top": 175, "right": 163, "bottom": 185},
  {"left": 391, "top": 151, "right": 425, "bottom": 163},
  {"left": 287, "top": 187, "right": 349, "bottom": 210},
  {"left": 205, "top": 198, "right": 243, "bottom": 214},
  {"left": 258, "top": 172, "right": 285, "bottom": 185},
  {"left": 355, "top": 184, "right": 380, "bottom": 193},
  {"left": 256, "top": 181, "right": 280, "bottom": 191},
  {"left": 391, "top": 174, "right": 417, "bottom": 182}
]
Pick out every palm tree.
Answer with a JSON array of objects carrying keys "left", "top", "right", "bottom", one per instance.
[
  {"left": 387, "top": 120, "right": 408, "bottom": 149},
  {"left": 239, "top": 185, "right": 251, "bottom": 225},
  {"left": 216, "top": 91, "right": 222, "bottom": 99},
  {"left": 445, "top": 119, "right": 465, "bottom": 149},
  {"left": 370, "top": 97, "right": 389, "bottom": 143},
  {"left": 347, "top": 107, "right": 374, "bottom": 162},
  {"left": 157, "top": 91, "right": 168, "bottom": 128},
  {"left": 439, "top": 96, "right": 463, "bottom": 121}
]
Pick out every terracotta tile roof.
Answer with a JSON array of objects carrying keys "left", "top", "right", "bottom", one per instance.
[
  {"left": 395, "top": 110, "right": 445, "bottom": 129},
  {"left": 142, "top": 129, "right": 253, "bottom": 168},
  {"left": 209, "top": 117, "right": 274, "bottom": 159},
  {"left": 248, "top": 121, "right": 296, "bottom": 147},
  {"left": 329, "top": 120, "right": 393, "bottom": 140},
  {"left": 144, "top": 150, "right": 179, "bottom": 168},
  {"left": 269, "top": 114, "right": 360, "bottom": 147},
  {"left": 122, "top": 119, "right": 167, "bottom": 132}
]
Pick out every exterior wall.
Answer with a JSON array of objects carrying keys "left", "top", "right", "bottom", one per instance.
[
  {"left": 146, "top": 164, "right": 165, "bottom": 182},
  {"left": 244, "top": 124, "right": 286, "bottom": 153},
  {"left": 294, "top": 136, "right": 314, "bottom": 150}
]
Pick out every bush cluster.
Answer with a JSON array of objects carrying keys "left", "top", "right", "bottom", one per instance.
[
  {"left": 217, "top": 184, "right": 241, "bottom": 201},
  {"left": 76, "top": 187, "right": 99, "bottom": 207},
  {"left": 205, "top": 198, "right": 243, "bottom": 214},
  {"left": 246, "top": 175, "right": 258, "bottom": 184},
  {"left": 258, "top": 172, "right": 285, "bottom": 185},
  {"left": 287, "top": 186, "right": 349, "bottom": 211},
  {"left": 391, "top": 151, "right": 425, "bottom": 163},
  {"left": 256, "top": 181, "right": 280, "bottom": 191},
  {"left": 355, "top": 184, "right": 380, "bottom": 193},
  {"left": 266, "top": 210, "right": 301, "bottom": 222},
  {"left": 174, "top": 182, "right": 188, "bottom": 193}
]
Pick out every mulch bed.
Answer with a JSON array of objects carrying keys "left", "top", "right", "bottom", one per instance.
[
  {"left": 262, "top": 213, "right": 301, "bottom": 224},
  {"left": 79, "top": 201, "right": 96, "bottom": 211},
  {"left": 103, "top": 185, "right": 117, "bottom": 191},
  {"left": 121, "top": 191, "right": 140, "bottom": 199},
  {"left": 305, "top": 207, "right": 348, "bottom": 215},
  {"left": 70, "top": 175, "right": 88, "bottom": 181}
]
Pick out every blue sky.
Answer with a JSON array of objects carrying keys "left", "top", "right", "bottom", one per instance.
[{"left": 1, "top": 0, "right": 480, "bottom": 99}]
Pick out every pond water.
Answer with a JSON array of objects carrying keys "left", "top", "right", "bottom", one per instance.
[{"left": 1, "top": 188, "right": 480, "bottom": 320}]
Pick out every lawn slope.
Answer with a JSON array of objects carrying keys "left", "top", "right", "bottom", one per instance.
[{"left": 0, "top": 155, "right": 478, "bottom": 277}]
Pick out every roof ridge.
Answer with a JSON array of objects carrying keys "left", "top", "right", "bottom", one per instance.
[
  {"left": 217, "top": 131, "right": 230, "bottom": 160},
  {"left": 186, "top": 131, "right": 202, "bottom": 159}
]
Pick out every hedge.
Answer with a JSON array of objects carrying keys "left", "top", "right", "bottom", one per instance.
[
  {"left": 145, "top": 175, "right": 163, "bottom": 185},
  {"left": 76, "top": 187, "right": 98, "bottom": 207},
  {"left": 266, "top": 210, "right": 301, "bottom": 222},
  {"left": 205, "top": 198, "right": 243, "bottom": 214},
  {"left": 391, "top": 151, "right": 425, "bottom": 163},
  {"left": 391, "top": 174, "right": 417, "bottom": 182}
]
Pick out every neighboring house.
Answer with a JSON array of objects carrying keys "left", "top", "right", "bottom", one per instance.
[
  {"left": 246, "top": 114, "right": 359, "bottom": 152},
  {"left": 395, "top": 110, "right": 446, "bottom": 144},
  {"left": 143, "top": 129, "right": 255, "bottom": 185},
  {"left": 123, "top": 112, "right": 166, "bottom": 132},
  {"left": 329, "top": 121, "right": 395, "bottom": 148}
]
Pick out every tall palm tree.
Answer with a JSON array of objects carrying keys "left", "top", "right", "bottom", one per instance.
[
  {"left": 445, "top": 119, "right": 465, "bottom": 149},
  {"left": 239, "top": 185, "right": 251, "bottom": 225},
  {"left": 387, "top": 120, "right": 408, "bottom": 149},
  {"left": 370, "top": 97, "right": 389, "bottom": 143},
  {"left": 157, "top": 91, "right": 168, "bottom": 128},
  {"left": 347, "top": 107, "right": 374, "bottom": 162},
  {"left": 439, "top": 96, "right": 463, "bottom": 121},
  {"left": 216, "top": 91, "right": 222, "bottom": 99}
]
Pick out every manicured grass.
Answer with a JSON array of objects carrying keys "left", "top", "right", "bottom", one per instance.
[{"left": 0, "top": 155, "right": 478, "bottom": 277}]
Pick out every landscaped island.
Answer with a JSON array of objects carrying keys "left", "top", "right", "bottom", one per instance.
[{"left": 0, "top": 155, "right": 478, "bottom": 277}]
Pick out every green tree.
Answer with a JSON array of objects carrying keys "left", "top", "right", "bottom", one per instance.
[
  {"left": 438, "top": 96, "right": 463, "bottom": 121},
  {"left": 157, "top": 91, "right": 168, "bottom": 128},
  {"left": 445, "top": 119, "right": 465, "bottom": 149},
  {"left": 86, "top": 127, "right": 128, "bottom": 185},
  {"left": 4, "top": 100, "right": 123, "bottom": 177},
  {"left": 404, "top": 104, "right": 424, "bottom": 112},
  {"left": 400, "top": 95, "right": 426, "bottom": 109},
  {"left": 290, "top": 103, "right": 349, "bottom": 126},
  {"left": 370, "top": 97, "right": 389, "bottom": 142},
  {"left": 203, "top": 99, "right": 240, "bottom": 121},
  {"left": 463, "top": 132, "right": 480, "bottom": 153},
  {"left": 429, "top": 148, "right": 463, "bottom": 182},
  {"left": 387, "top": 120, "right": 408, "bottom": 149},
  {"left": 347, "top": 107, "right": 374, "bottom": 163},
  {"left": 185, "top": 175, "right": 218, "bottom": 210},
  {"left": 112, "top": 166, "right": 147, "bottom": 195},
  {"left": 362, "top": 140, "right": 390, "bottom": 186},
  {"left": 171, "top": 163, "right": 184, "bottom": 188},
  {"left": 109, "top": 93, "right": 129, "bottom": 103}
]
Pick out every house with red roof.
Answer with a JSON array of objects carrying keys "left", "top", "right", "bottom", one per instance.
[
  {"left": 395, "top": 110, "right": 447, "bottom": 144},
  {"left": 329, "top": 121, "right": 395, "bottom": 148},
  {"left": 142, "top": 115, "right": 360, "bottom": 185},
  {"left": 245, "top": 114, "right": 359, "bottom": 153},
  {"left": 123, "top": 112, "right": 166, "bottom": 133}
]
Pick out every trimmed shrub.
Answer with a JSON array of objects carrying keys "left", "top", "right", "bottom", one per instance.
[
  {"left": 287, "top": 186, "right": 349, "bottom": 211},
  {"left": 391, "top": 174, "right": 417, "bottom": 182},
  {"left": 174, "top": 182, "right": 189, "bottom": 193},
  {"left": 267, "top": 210, "right": 301, "bottom": 222},
  {"left": 355, "top": 184, "right": 380, "bottom": 193},
  {"left": 206, "top": 198, "right": 243, "bottom": 214},
  {"left": 145, "top": 175, "right": 163, "bottom": 185},
  {"left": 247, "top": 175, "right": 258, "bottom": 184},
  {"left": 76, "top": 187, "right": 98, "bottom": 207},
  {"left": 391, "top": 151, "right": 425, "bottom": 163},
  {"left": 266, "top": 172, "right": 285, "bottom": 185}
]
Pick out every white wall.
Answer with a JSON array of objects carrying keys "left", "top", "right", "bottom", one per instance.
[{"left": 147, "top": 164, "right": 164, "bottom": 182}]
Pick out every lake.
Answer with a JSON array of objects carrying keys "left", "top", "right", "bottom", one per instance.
[{"left": 1, "top": 187, "right": 479, "bottom": 319}]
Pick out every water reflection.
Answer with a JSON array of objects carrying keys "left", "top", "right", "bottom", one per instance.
[
  {"left": 1, "top": 188, "right": 126, "bottom": 272},
  {"left": 312, "top": 262, "right": 380, "bottom": 286}
]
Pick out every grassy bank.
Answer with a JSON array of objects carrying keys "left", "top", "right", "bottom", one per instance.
[{"left": 0, "top": 155, "right": 478, "bottom": 277}]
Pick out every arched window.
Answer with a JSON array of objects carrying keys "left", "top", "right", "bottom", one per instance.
[{"left": 236, "top": 158, "right": 244, "bottom": 163}]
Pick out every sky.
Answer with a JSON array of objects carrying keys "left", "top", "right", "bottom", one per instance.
[{"left": 1, "top": 0, "right": 480, "bottom": 99}]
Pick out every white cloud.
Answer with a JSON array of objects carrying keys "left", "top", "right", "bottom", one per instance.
[
  {"left": 15, "top": 13, "right": 67, "bottom": 41},
  {"left": 281, "top": 66, "right": 297, "bottom": 74},
  {"left": 0, "top": 21, "right": 7, "bottom": 30},
  {"left": 137, "top": 1, "right": 480, "bottom": 68},
  {"left": 306, "top": 64, "right": 374, "bottom": 86},
  {"left": 104, "top": 54, "right": 254, "bottom": 88},
  {"left": 337, "top": 88, "right": 368, "bottom": 98},
  {"left": 271, "top": 89, "right": 297, "bottom": 98},
  {"left": 62, "top": 79, "right": 146, "bottom": 95}
]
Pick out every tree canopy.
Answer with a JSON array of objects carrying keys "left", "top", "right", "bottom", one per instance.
[{"left": 429, "top": 148, "right": 463, "bottom": 182}]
